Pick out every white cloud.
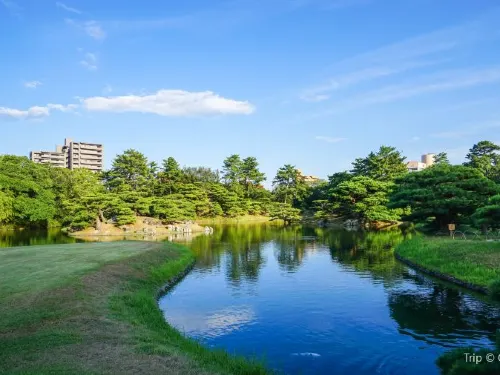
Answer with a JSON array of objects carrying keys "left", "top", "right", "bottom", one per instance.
[
  {"left": 66, "top": 19, "right": 106, "bottom": 40},
  {"left": 24, "top": 80, "right": 42, "bottom": 89},
  {"left": 410, "top": 136, "right": 420, "bottom": 142},
  {"left": 80, "top": 52, "right": 97, "bottom": 70},
  {"left": 315, "top": 136, "right": 346, "bottom": 143},
  {"left": 81, "top": 89, "right": 255, "bottom": 116},
  {"left": 0, "top": 90, "right": 253, "bottom": 120},
  {"left": 0, "top": 104, "right": 76, "bottom": 120},
  {"left": 56, "top": 2, "right": 81, "bottom": 14}
]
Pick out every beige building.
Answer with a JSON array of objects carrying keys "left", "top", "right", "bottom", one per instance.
[
  {"left": 406, "top": 153, "right": 435, "bottom": 172},
  {"left": 30, "top": 138, "right": 103, "bottom": 172},
  {"left": 298, "top": 169, "right": 322, "bottom": 184}
]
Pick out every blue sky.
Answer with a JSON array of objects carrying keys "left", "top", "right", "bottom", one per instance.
[{"left": 1, "top": 0, "right": 500, "bottom": 185}]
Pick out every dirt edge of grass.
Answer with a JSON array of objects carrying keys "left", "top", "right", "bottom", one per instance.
[
  {"left": 104, "top": 242, "right": 272, "bottom": 375},
  {"left": 1, "top": 241, "right": 271, "bottom": 375}
]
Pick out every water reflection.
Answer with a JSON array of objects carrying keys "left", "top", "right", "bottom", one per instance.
[
  {"left": 162, "top": 224, "right": 500, "bottom": 375},
  {"left": 389, "top": 281, "right": 500, "bottom": 348},
  {"left": 0, "top": 228, "right": 81, "bottom": 248},
  {"left": 167, "top": 305, "right": 256, "bottom": 339},
  {"left": 0, "top": 228, "right": 208, "bottom": 248}
]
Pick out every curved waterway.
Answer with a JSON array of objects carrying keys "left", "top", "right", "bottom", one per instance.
[{"left": 159, "top": 224, "right": 500, "bottom": 375}]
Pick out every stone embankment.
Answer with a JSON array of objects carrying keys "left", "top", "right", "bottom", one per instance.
[{"left": 69, "top": 216, "right": 214, "bottom": 238}]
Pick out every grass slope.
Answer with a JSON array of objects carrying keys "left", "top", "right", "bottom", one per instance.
[
  {"left": 395, "top": 237, "right": 500, "bottom": 297},
  {"left": 0, "top": 241, "right": 269, "bottom": 375}
]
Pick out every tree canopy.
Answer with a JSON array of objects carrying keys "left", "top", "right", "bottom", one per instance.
[
  {"left": 351, "top": 145, "right": 407, "bottom": 181},
  {"left": 464, "top": 140, "right": 500, "bottom": 183},
  {"left": 332, "top": 176, "right": 403, "bottom": 225},
  {"left": 272, "top": 164, "right": 307, "bottom": 205},
  {"left": 390, "top": 164, "right": 500, "bottom": 228}
]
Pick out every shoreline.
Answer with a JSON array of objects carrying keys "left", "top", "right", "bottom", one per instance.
[
  {"left": 395, "top": 252, "right": 489, "bottom": 294},
  {"left": 395, "top": 237, "right": 500, "bottom": 298}
]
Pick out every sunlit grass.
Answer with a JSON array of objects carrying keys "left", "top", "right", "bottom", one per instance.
[
  {"left": 0, "top": 241, "right": 159, "bottom": 300},
  {"left": 396, "top": 237, "right": 500, "bottom": 297}
]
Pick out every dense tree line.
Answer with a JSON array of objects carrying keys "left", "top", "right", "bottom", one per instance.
[
  {"left": 1, "top": 140, "right": 499, "bottom": 231},
  {"left": 302, "top": 140, "right": 500, "bottom": 230},
  {"left": 0, "top": 151, "right": 304, "bottom": 230}
]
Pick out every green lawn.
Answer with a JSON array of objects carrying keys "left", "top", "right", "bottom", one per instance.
[
  {"left": 0, "top": 242, "right": 161, "bottom": 300},
  {"left": 0, "top": 241, "right": 269, "bottom": 375},
  {"left": 395, "top": 237, "right": 500, "bottom": 297}
]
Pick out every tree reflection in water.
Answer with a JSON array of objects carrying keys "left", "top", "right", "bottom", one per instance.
[
  {"left": 388, "top": 277, "right": 500, "bottom": 348},
  {"left": 187, "top": 224, "right": 499, "bottom": 349}
]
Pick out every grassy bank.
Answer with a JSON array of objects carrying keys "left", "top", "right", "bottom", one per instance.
[
  {"left": 395, "top": 237, "right": 500, "bottom": 299},
  {"left": 0, "top": 241, "right": 269, "bottom": 375}
]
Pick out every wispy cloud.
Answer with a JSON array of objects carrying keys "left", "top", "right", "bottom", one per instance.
[
  {"left": 311, "top": 66, "right": 500, "bottom": 117},
  {"left": 1, "top": 0, "right": 21, "bottom": 16},
  {"left": 287, "top": 0, "right": 372, "bottom": 11},
  {"left": 84, "top": 20, "right": 106, "bottom": 39},
  {"left": 104, "top": 0, "right": 371, "bottom": 34},
  {"left": 315, "top": 136, "right": 347, "bottom": 143},
  {"left": 300, "top": 9, "right": 500, "bottom": 102},
  {"left": 82, "top": 90, "right": 255, "bottom": 117},
  {"left": 0, "top": 104, "right": 77, "bottom": 120},
  {"left": 80, "top": 52, "right": 97, "bottom": 70},
  {"left": 437, "top": 97, "right": 500, "bottom": 112},
  {"left": 431, "top": 120, "right": 500, "bottom": 139},
  {"left": 66, "top": 19, "right": 106, "bottom": 40},
  {"left": 23, "top": 80, "right": 42, "bottom": 89},
  {"left": 301, "top": 60, "right": 445, "bottom": 102},
  {"left": 56, "top": 2, "right": 81, "bottom": 14},
  {"left": 352, "top": 67, "right": 500, "bottom": 105}
]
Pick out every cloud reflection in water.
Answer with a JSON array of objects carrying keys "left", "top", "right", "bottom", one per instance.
[{"left": 165, "top": 305, "right": 256, "bottom": 339}]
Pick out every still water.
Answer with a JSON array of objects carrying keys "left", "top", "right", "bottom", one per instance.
[
  {"left": 159, "top": 224, "right": 500, "bottom": 375},
  {"left": 0, "top": 228, "right": 83, "bottom": 248}
]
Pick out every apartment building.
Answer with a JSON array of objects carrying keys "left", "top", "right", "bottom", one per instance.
[
  {"left": 30, "top": 145, "right": 68, "bottom": 168},
  {"left": 66, "top": 139, "right": 104, "bottom": 172},
  {"left": 30, "top": 138, "right": 104, "bottom": 172}
]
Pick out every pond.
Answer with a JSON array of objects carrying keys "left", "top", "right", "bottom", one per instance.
[{"left": 158, "top": 224, "right": 500, "bottom": 375}]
